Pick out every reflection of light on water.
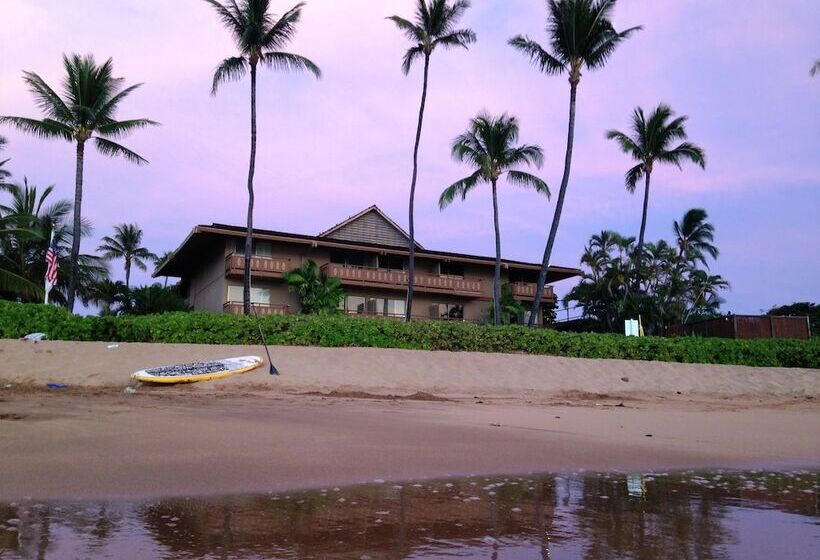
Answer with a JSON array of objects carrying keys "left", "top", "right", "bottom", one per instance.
[
  {"left": 627, "top": 474, "right": 645, "bottom": 497},
  {"left": 1, "top": 470, "right": 818, "bottom": 560}
]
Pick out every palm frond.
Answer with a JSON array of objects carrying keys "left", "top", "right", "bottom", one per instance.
[
  {"left": 210, "top": 56, "right": 248, "bottom": 95},
  {"left": 507, "top": 170, "right": 550, "bottom": 197},
  {"left": 508, "top": 36, "right": 565, "bottom": 74},
  {"left": 387, "top": 15, "right": 424, "bottom": 43},
  {"left": 0, "top": 116, "right": 73, "bottom": 141},
  {"left": 433, "top": 28, "right": 477, "bottom": 50},
  {"left": 439, "top": 171, "right": 482, "bottom": 209},
  {"left": 96, "top": 118, "right": 160, "bottom": 139},
  {"left": 262, "top": 2, "right": 306, "bottom": 50},
  {"left": 202, "top": 0, "right": 245, "bottom": 39},
  {"left": 624, "top": 163, "right": 645, "bottom": 193},
  {"left": 94, "top": 138, "right": 148, "bottom": 165},
  {"left": 21, "top": 71, "right": 73, "bottom": 123},
  {"left": 260, "top": 51, "right": 321, "bottom": 78},
  {"left": 401, "top": 46, "right": 426, "bottom": 75}
]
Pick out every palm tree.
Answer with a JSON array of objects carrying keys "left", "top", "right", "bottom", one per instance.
[
  {"left": 205, "top": 0, "right": 321, "bottom": 315},
  {"left": 283, "top": 259, "right": 344, "bottom": 314},
  {"left": 89, "top": 279, "right": 127, "bottom": 316},
  {"left": 0, "top": 54, "right": 157, "bottom": 312},
  {"left": 97, "top": 223, "right": 157, "bottom": 288},
  {"left": 673, "top": 208, "right": 718, "bottom": 267},
  {"left": 439, "top": 113, "right": 548, "bottom": 325},
  {"left": 153, "top": 250, "right": 175, "bottom": 287},
  {"left": 0, "top": 179, "right": 107, "bottom": 303},
  {"left": 510, "top": 0, "right": 641, "bottom": 327},
  {"left": 388, "top": 0, "right": 476, "bottom": 322},
  {"left": 606, "top": 104, "right": 706, "bottom": 258},
  {"left": 0, "top": 135, "right": 10, "bottom": 185}
]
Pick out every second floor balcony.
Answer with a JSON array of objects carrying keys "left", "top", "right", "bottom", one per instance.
[
  {"left": 322, "top": 263, "right": 483, "bottom": 296},
  {"left": 225, "top": 253, "right": 292, "bottom": 278},
  {"left": 510, "top": 282, "right": 555, "bottom": 301}
]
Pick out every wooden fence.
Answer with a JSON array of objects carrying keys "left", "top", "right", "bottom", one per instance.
[{"left": 665, "top": 315, "right": 811, "bottom": 340}]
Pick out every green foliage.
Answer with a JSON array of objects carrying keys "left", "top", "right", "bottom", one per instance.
[
  {"left": 1, "top": 301, "right": 817, "bottom": 369},
  {"left": 489, "top": 283, "right": 525, "bottom": 325},
  {"left": 283, "top": 259, "right": 344, "bottom": 314},
  {"left": 565, "top": 210, "right": 729, "bottom": 334}
]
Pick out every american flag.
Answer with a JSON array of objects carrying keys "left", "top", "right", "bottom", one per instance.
[{"left": 44, "top": 231, "right": 58, "bottom": 302}]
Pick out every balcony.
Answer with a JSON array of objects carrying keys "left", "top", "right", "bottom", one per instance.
[
  {"left": 223, "top": 302, "right": 290, "bottom": 315},
  {"left": 225, "top": 253, "right": 292, "bottom": 278},
  {"left": 322, "top": 263, "right": 482, "bottom": 296},
  {"left": 510, "top": 282, "right": 555, "bottom": 301}
]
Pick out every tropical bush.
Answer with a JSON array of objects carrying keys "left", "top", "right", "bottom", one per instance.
[
  {"left": 1, "top": 301, "right": 817, "bottom": 368},
  {"left": 283, "top": 260, "right": 344, "bottom": 314}
]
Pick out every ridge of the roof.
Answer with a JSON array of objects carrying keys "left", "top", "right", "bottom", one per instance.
[{"left": 317, "top": 205, "right": 424, "bottom": 250}]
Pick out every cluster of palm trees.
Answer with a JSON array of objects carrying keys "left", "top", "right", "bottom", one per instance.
[
  {"left": 565, "top": 209, "right": 729, "bottom": 334},
  {"left": 2, "top": 0, "right": 722, "bottom": 328},
  {"left": 0, "top": 172, "right": 178, "bottom": 313}
]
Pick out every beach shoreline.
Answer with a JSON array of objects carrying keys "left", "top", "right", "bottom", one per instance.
[{"left": 0, "top": 339, "right": 818, "bottom": 501}]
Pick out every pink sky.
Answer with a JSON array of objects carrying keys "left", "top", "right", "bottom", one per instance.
[{"left": 1, "top": 0, "right": 818, "bottom": 312}]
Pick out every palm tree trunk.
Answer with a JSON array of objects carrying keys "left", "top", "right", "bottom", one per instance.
[
  {"left": 66, "top": 140, "right": 85, "bottom": 312},
  {"left": 528, "top": 80, "right": 579, "bottom": 327},
  {"left": 125, "top": 259, "right": 131, "bottom": 290},
  {"left": 491, "top": 179, "right": 502, "bottom": 326},
  {"left": 404, "top": 54, "right": 430, "bottom": 322},
  {"left": 244, "top": 62, "right": 258, "bottom": 316},
  {"left": 636, "top": 170, "right": 652, "bottom": 258}
]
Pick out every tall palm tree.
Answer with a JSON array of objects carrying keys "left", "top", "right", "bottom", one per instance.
[
  {"left": 0, "top": 54, "right": 157, "bottom": 312},
  {"left": 510, "top": 0, "right": 641, "bottom": 327},
  {"left": 673, "top": 208, "right": 718, "bottom": 267},
  {"left": 97, "top": 223, "right": 157, "bottom": 288},
  {"left": 388, "top": 0, "right": 476, "bottom": 322},
  {"left": 439, "top": 113, "right": 548, "bottom": 325},
  {"left": 0, "top": 135, "right": 10, "bottom": 185},
  {"left": 606, "top": 104, "right": 706, "bottom": 258},
  {"left": 205, "top": 0, "right": 321, "bottom": 315}
]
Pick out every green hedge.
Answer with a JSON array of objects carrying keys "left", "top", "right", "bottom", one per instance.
[{"left": 1, "top": 301, "right": 818, "bottom": 368}]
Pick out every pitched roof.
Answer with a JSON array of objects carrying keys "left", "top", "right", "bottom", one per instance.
[{"left": 318, "top": 205, "right": 423, "bottom": 249}]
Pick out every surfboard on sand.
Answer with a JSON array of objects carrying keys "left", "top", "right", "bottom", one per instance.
[{"left": 131, "top": 355, "right": 263, "bottom": 384}]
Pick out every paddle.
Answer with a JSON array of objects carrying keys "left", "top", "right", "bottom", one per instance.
[{"left": 251, "top": 302, "right": 279, "bottom": 375}]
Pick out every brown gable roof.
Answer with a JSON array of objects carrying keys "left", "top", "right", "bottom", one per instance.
[{"left": 319, "top": 205, "right": 423, "bottom": 249}]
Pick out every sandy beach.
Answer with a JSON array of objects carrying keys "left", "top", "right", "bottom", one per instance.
[{"left": 1, "top": 340, "right": 818, "bottom": 501}]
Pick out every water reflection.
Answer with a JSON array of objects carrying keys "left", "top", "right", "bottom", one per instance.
[{"left": 1, "top": 470, "right": 818, "bottom": 559}]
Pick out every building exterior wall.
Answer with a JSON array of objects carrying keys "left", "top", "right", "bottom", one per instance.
[
  {"left": 185, "top": 239, "right": 228, "bottom": 312},
  {"left": 212, "top": 235, "right": 552, "bottom": 323}
]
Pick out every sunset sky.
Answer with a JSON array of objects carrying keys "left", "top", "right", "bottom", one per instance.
[{"left": 1, "top": 0, "right": 818, "bottom": 313}]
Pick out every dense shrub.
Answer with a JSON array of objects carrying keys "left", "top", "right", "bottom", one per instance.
[{"left": 1, "top": 301, "right": 818, "bottom": 368}]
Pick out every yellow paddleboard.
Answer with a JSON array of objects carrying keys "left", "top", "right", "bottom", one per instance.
[{"left": 131, "top": 355, "right": 263, "bottom": 384}]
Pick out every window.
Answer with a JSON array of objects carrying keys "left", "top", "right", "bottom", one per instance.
[
  {"left": 438, "top": 262, "right": 465, "bottom": 277},
  {"left": 341, "top": 296, "right": 405, "bottom": 317},
  {"left": 509, "top": 269, "right": 538, "bottom": 283},
  {"left": 378, "top": 254, "right": 405, "bottom": 271},
  {"left": 234, "top": 239, "right": 273, "bottom": 257},
  {"left": 330, "top": 251, "right": 377, "bottom": 268},
  {"left": 430, "top": 303, "right": 464, "bottom": 320},
  {"left": 227, "top": 285, "right": 271, "bottom": 305}
]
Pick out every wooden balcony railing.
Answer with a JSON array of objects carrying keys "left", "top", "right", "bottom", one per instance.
[
  {"left": 225, "top": 253, "right": 292, "bottom": 278},
  {"left": 510, "top": 282, "right": 555, "bottom": 301},
  {"left": 321, "top": 263, "right": 482, "bottom": 296},
  {"left": 223, "top": 302, "right": 290, "bottom": 316}
]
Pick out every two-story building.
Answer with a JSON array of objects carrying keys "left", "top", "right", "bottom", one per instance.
[{"left": 155, "top": 206, "right": 581, "bottom": 325}]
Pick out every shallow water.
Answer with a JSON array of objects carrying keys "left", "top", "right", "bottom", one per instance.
[{"left": 1, "top": 470, "right": 817, "bottom": 559}]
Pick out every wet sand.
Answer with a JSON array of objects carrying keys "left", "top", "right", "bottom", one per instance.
[{"left": 0, "top": 340, "right": 818, "bottom": 500}]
